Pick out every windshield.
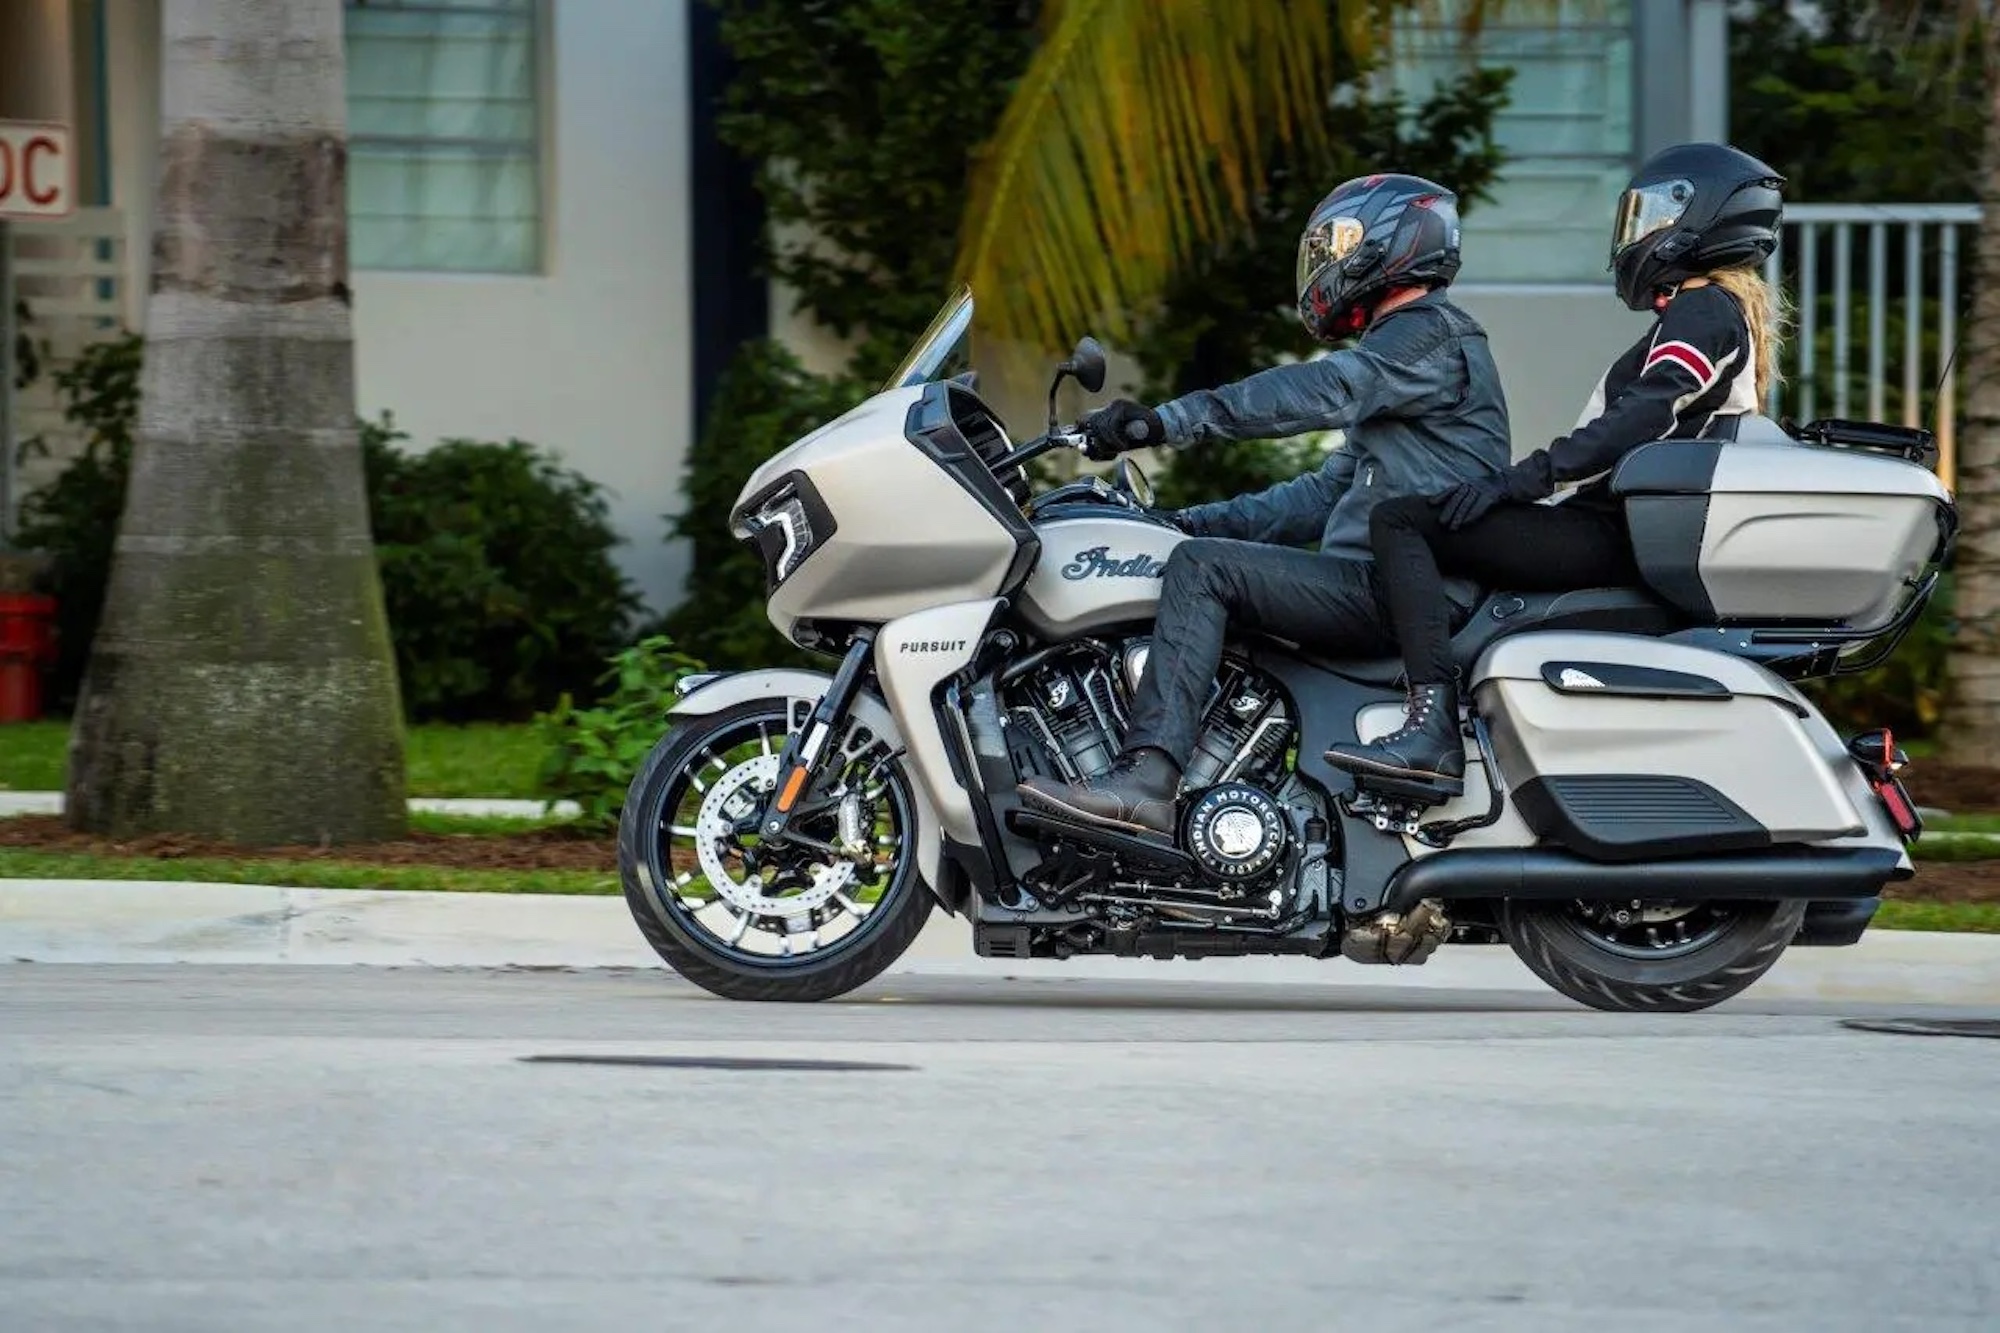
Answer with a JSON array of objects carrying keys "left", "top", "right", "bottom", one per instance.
[{"left": 885, "top": 286, "right": 975, "bottom": 391}]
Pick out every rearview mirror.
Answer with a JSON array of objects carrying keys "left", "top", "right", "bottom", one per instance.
[
  {"left": 1062, "top": 336, "right": 1108, "bottom": 394},
  {"left": 1047, "top": 335, "right": 1110, "bottom": 431}
]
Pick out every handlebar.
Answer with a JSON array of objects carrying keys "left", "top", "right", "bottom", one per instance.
[{"left": 993, "top": 427, "right": 1089, "bottom": 474}]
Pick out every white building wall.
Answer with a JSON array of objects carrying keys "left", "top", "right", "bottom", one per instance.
[
  {"left": 103, "top": 0, "right": 696, "bottom": 613},
  {"left": 1454, "top": 287, "right": 1653, "bottom": 456}
]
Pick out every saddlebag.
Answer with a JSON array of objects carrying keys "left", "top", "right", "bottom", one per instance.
[{"left": 1471, "top": 631, "right": 1865, "bottom": 863}]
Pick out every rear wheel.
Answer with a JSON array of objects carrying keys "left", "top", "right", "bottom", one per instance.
[
  {"left": 1503, "top": 897, "right": 1805, "bottom": 1013},
  {"left": 618, "top": 699, "right": 933, "bottom": 1002}
]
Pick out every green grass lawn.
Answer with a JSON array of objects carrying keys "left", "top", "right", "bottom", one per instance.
[
  {"left": 0, "top": 721, "right": 65, "bottom": 791},
  {"left": 0, "top": 849, "right": 617, "bottom": 895},
  {"left": 1874, "top": 900, "right": 2000, "bottom": 933},
  {"left": 1927, "top": 813, "right": 2000, "bottom": 835},
  {"left": 1908, "top": 834, "right": 2000, "bottom": 862},
  {"left": 1, "top": 721, "right": 548, "bottom": 800},
  {"left": 404, "top": 724, "right": 548, "bottom": 799}
]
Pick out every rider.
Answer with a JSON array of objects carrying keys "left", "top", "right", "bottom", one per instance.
[
  {"left": 1323, "top": 142, "right": 1787, "bottom": 790},
  {"left": 1018, "top": 172, "right": 1512, "bottom": 835}
]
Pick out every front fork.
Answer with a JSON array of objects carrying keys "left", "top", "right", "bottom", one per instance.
[{"left": 755, "top": 630, "right": 878, "bottom": 841}]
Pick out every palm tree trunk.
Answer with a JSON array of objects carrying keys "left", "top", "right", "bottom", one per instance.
[
  {"left": 1941, "top": 28, "right": 2000, "bottom": 768},
  {"left": 66, "top": 0, "right": 405, "bottom": 843}
]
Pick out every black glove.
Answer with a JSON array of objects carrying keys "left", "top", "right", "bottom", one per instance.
[
  {"left": 1429, "top": 475, "right": 1509, "bottom": 531},
  {"left": 1080, "top": 399, "right": 1165, "bottom": 461},
  {"left": 1429, "top": 452, "right": 1553, "bottom": 531}
]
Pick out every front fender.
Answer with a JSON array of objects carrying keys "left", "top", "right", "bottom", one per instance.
[{"left": 669, "top": 669, "right": 948, "bottom": 904}]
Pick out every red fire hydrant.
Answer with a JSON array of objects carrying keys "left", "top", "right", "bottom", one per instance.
[{"left": 0, "top": 594, "right": 57, "bottom": 724}]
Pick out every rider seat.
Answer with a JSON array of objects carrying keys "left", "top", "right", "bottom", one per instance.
[{"left": 1305, "top": 586, "right": 1684, "bottom": 688}]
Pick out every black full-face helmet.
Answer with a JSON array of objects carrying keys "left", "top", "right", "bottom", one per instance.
[
  {"left": 1296, "top": 174, "right": 1462, "bottom": 341},
  {"left": 1611, "top": 142, "right": 1785, "bottom": 311}
]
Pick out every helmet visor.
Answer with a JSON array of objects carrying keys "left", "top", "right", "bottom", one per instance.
[
  {"left": 1297, "top": 215, "right": 1366, "bottom": 295},
  {"left": 1611, "top": 180, "right": 1694, "bottom": 265}
]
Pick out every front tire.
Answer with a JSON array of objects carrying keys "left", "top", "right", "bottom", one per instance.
[
  {"left": 1503, "top": 898, "right": 1805, "bottom": 1013},
  {"left": 618, "top": 699, "right": 934, "bottom": 1002}
]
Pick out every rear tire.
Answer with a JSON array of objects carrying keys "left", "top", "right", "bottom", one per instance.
[
  {"left": 619, "top": 700, "right": 934, "bottom": 1003},
  {"left": 1503, "top": 898, "right": 1805, "bottom": 1013}
]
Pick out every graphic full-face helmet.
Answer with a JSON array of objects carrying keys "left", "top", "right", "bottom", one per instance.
[{"left": 1296, "top": 174, "right": 1462, "bottom": 341}]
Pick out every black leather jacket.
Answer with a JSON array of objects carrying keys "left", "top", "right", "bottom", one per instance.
[{"left": 1157, "top": 291, "right": 1512, "bottom": 563}]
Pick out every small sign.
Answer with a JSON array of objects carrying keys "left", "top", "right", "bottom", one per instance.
[{"left": 0, "top": 122, "right": 73, "bottom": 220}]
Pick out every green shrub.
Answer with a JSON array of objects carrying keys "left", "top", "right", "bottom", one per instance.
[
  {"left": 714, "top": 0, "right": 1039, "bottom": 383},
  {"left": 12, "top": 333, "right": 143, "bottom": 710},
  {"left": 658, "top": 340, "right": 863, "bottom": 668},
  {"left": 1804, "top": 575, "right": 1952, "bottom": 740},
  {"left": 16, "top": 337, "right": 639, "bottom": 720},
  {"left": 364, "top": 418, "right": 640, "bottom": 720},
  {"left": 535, "top": 635, "right": 707, "bottom": 827}
]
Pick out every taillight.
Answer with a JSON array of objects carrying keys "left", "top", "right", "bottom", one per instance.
[{"left": 1848, "top": 727, "right": 1922, "bottom": 840}]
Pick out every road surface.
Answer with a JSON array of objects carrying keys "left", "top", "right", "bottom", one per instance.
[{"left": 3, "top": 966, "right": 1996, "bottom": 1331}]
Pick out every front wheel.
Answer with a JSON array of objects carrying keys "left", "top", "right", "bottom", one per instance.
[
  {"left": 618, "top": 698, "right": 934, "bottom": 1002},
  {"left": 1503, "top": 897, "right": 1805, "bottom": 1013}
]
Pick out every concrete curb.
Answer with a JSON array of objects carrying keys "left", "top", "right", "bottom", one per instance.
[
  {"left": 4, "top": 880, "right": 2000, "bottom": 1004},
  {"left": 0, "top": 793, "right": 578, "bottom": 819}
]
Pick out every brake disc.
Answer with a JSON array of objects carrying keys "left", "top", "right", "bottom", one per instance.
[{"left": 693, "top": 753, "right": 856, "bottom": 917}]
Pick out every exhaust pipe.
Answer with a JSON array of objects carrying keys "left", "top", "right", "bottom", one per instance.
[{"left": 1384, "top": 846, "right": 1907, "bottom": 916}]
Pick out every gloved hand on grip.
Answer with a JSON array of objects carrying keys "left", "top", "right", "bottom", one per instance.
[{"left": 1080, "top": 399, "right": 1166, "bottom": 461}]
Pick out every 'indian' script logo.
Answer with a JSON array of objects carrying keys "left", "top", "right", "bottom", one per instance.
[{"left": 1061, "top": 546, "right": 1167, "bottom": 581}]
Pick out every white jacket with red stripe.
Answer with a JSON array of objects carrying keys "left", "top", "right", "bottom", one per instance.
[{"left": 1515, "top": 282, "right": 1758, "bottom": 507}]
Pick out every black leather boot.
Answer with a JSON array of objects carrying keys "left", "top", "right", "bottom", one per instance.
[
  {"left": 1323, "top": 683, "right": 1464, "bottom": 789},
  {"left": 1018, "top": 747, "right": 1180, "bottom": 835}
]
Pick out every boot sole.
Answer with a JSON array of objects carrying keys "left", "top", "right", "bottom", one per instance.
[
  {"left": 1323, "top": 750, "right": 1466, "bottom": 795},
  {"left": 1015, "top": 784, "right": 1173, "bottom": 838}
]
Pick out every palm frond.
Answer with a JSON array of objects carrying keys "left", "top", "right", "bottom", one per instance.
[
  {"left": 955, "top": 0, "right": 1336, "bottom": 355},
  {"left": 955, "top": 0, "right": 1560, "bottom": 357}
]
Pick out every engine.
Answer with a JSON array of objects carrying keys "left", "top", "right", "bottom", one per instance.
[
  {"left": 1006, "top": 644, "right": 1128, "bottom": 785},
  {"left": 1004, "top": 640, "right": 1293, "bottom": 793},
  {"left": 1001, "top": 640, "right": 1306, "bottom": 925}
]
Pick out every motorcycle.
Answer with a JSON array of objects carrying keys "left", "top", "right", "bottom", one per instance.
[{"left": 618, "top": 287, "right": 1950, "bottom": 1011}]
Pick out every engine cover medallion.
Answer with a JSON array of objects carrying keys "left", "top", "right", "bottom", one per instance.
[{"left": 1182, "top": 782, "right": 1288, "bottom": 882}]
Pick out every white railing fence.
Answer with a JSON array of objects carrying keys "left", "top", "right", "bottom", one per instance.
[{"left": 1766, "top": 202, "right": 1981, "bottom": 490}]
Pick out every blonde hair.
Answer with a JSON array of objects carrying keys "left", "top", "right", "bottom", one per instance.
[{"left": 1705, "top": 266, "right": 1790, "bottom": 405}]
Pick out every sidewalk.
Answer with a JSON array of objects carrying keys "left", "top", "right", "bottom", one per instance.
[
  {"left": 4, "top": 879, "right": 1999, "bottom": 1004},
  {"left": 0, "top": 793, "right": 578, "bottom": 819}
]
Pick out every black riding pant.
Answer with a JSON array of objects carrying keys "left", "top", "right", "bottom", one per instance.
[
  {"left": 1369, "top": 494, "right": 1639, "bottom": 685},
  {"left": 1123, "top": 539, "right": 1401, "bottom": 766}
]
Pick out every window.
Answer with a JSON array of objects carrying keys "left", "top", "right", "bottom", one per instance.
[
  {"left": 1391, "top": 0, "right": 1634, "bottom": 284},
  {"left": 342, "top": 0, "right": 543, "bottom": 273}
]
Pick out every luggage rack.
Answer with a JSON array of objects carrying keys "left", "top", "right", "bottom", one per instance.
[
  {"left": 1786, "top": 417, "right": 1939, "bottom": 469},
  {"left": 1668, "top": 569, "right": 1942, "bottom": 679}
]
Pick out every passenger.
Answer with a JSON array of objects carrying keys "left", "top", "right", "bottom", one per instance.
[
  {"left": 1325, "top": 142, "right": 1787, "bottom": 790},
  {"left": 1018, "top": 173, "right": 1511, "bottom": 835}
]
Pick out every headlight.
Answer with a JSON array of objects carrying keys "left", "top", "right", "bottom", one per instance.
[
  {"left": 753, "top": 489, "right": 814, "bottom": 582},
  {"left": 734, "top": 474, "right": 834, "bottom": 589}
]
